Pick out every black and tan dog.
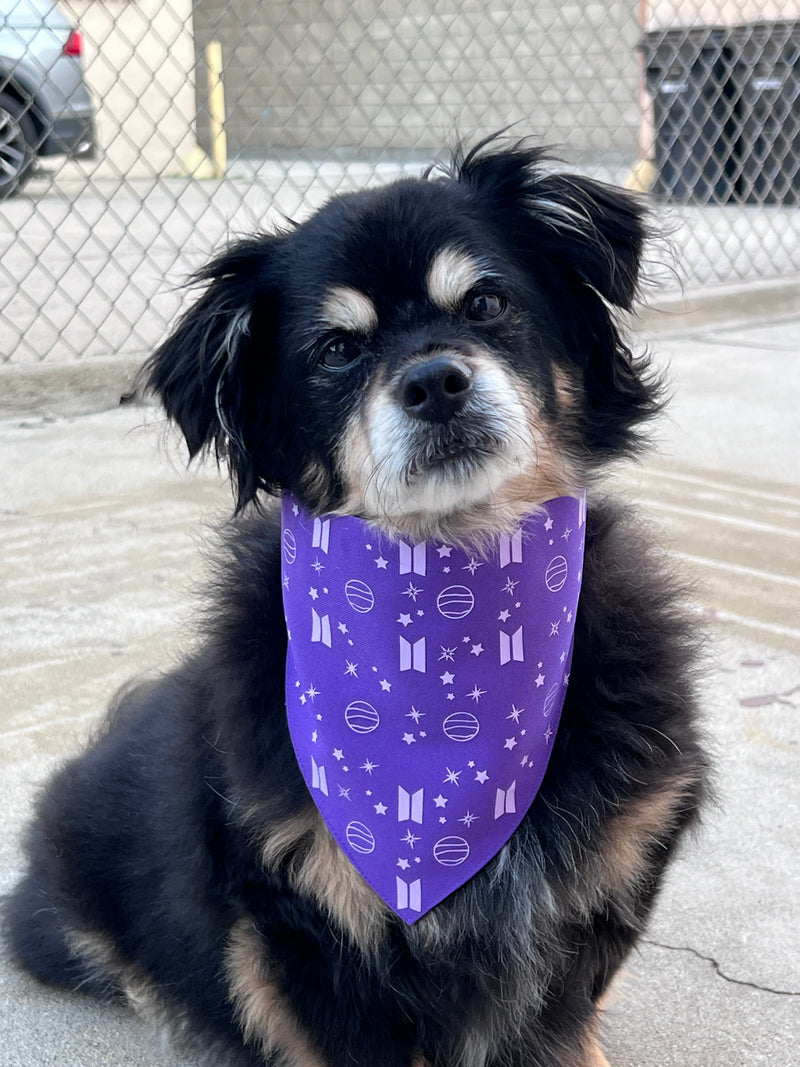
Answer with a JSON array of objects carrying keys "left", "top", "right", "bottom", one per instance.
[{"left": 7, "top": 138, "right": 707, "bottom": 1067}]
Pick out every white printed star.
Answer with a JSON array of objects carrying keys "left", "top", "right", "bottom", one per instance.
[
  {"left": 475, "top": 770, "right": 489, "bottom": 784},
  {"left": 447, "top": 693, "right": 455, "bottom": 701},
  {"left": 402, "top": 732, "right": 417, "bottom": 745},
  {"left": 463, "top": 557, "right": 483, "bottom": 575},
  {"left": 467, "top": 761, "right": 475, "bottom": 768},
  {"left": 504, "top": 737, "right": 518, "bottom": 750},
  {"left": 337, "top": 785, "right": 351, "bottom": 800},
  {"left": 299, "top": 694, "right": 306, "bottom": 705},
  {"left": 544, "top": 726, "right": 553, "bottom": 743},
  {"left": 470, "top": 643, "right": 484, "bottom": 657},
  {"left": 498, "top": 609, "right": 511, "bottom": 622},
  {"left": 292, "top": 503, "right": 300, "bottom": 516},
  {"left": 333, "top": 748, "right": 344, "bottom": 761},
  {"left": 338, "top": 622, "right": 349, "bottom": 634},
  {"left": 507, "top": 705, "right": 523, "bottom": 722},
  {"left": 311, "top": 558, "right": 325, "bottom": 574},
  {"left": 309, "top": 588, "right": 319, "bottom": 600},
  {"left": 402, "top": 582, "right": 422, "bottom": 602},
  {"left": 360, "top": 759, "right": 378, "bottom": 775},
  {"left": 550, "top": 621, "right": 560, "bottom": 636},
  {"left": 459, "top": 811, "right": 478, "bottom": 827},
  {"left": 437, "top": 545, "right": 452, "bottom": 557},
  {"left": 375, "top": 556, "right": 388, "bottom": 569},
  {"left": 544, "top": 517, "right": 554, "bottom": 531},
  {"left": 535, "top": 673, "right": 545, "bottom": 687},
  {"left": 467, "top": 685, "right": 486, "bottom": 702},
  {"left": 402, "top": 830, "right": 420, "bottom": 849},
  {"left": 439, "top": 817, "right": 447, "bottom": 824},
  {"left": 311, "top": 730, "right": 318, "bottom": 742},
  {"left": 443, "top": 767, "right": 462, "bottom": 786},
  {"left": 397, "top": 613, "right": 413, "bottom": 627},
  {"left": 439, "top": 646, "right": 456, "bottom": 662},
  {"left": 440, "top": 671, "right": 455, "bottom": 686},
  {"left": 345, "top": 661, "right": 358, "bottom": 678},
  {"left": 434, "top": 794, "right": 448, "bottom": 808},
  {"left": 282, "top": 576, "right": 290, "bottom": 589},
  {"left": 374, "top": 802, "right": 388, "bottom": 815},
  {"left": 560, "top": 651, "right": 567, "bottom": 663},
  {"left": 380, "top": 679, "right": 392, "bottom": 691},
  {"left": 305, "top": 685, "right": 320, "bottom": 702},
  {"left": 406, "top": 706, "right": 424, "bottom": 722},
  {"left": 503, "top": 578, "right": 518, "bottom": 595},
  {"left": 397, "top": 857, "right": 410, "bottom": 869},
  {"left": 561, "top": 527, "right": 572, "bottom": 541}
]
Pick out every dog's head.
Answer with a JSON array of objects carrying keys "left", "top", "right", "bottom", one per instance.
[{"left": 144, "top": 138, "right": 659, "bottom": 541}]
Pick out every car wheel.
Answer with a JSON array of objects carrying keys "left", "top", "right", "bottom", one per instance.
[{"left": 0, "top": 92, "right": 37, "bottom": 199}]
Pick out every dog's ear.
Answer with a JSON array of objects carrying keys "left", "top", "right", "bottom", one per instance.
[
  {"left": 455, "top": 139, "right": 647, "bottom": 310},
  {"left": 140, "top": 234, "right": 286, "bottom": 508},
  {"left": 455, "top": 138, "right": 662, "bottom": 456}
]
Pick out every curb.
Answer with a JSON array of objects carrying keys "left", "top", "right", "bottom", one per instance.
[
  {"left": 634, "top": 276, "right": 800, "bottom": 335},
  {"left": 0, "top": 357, "right": 143, "bottom": 417},
  {"left": 2, "top": 278, "right": 800, "bottom": 418}
]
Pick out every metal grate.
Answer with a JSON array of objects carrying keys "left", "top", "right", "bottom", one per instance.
[{"left": 2, "top": 0, "right": 800, "bottom": 368}]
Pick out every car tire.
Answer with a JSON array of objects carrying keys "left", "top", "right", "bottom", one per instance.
[{"left": 0, "top": 92, "right": 37, "bottom": 199}]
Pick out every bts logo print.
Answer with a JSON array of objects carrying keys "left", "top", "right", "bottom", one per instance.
[{"left": 281, "top": 493, "right": 586, "bottom": 922}]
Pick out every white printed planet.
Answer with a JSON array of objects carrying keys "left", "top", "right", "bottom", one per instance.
[
  {"left": 433, "top": 836, "right": 470, "bottom": 866},
  {"left": 282, "top": 529, "right": 297, "bottom": 564},
  {"left": 345, "top": 821, "right": 376, "bottom": 854},
  {"left": 436, "top": 585, "right": 475, "bottom": 619},
  {"left": 345, "top": 579, "right": 375, "bottom": 613},
  {"left": 442, "top": 712, "right": 480, "bottom": 742},
  {"left": 345, "top": 700, "right": 381, "bottom": 734},
  {"left": 545, "top": 555, "right": 568, "bottom": 592},
  {"left": 543, "top": 684, "right": 560, "bottom": 718}
]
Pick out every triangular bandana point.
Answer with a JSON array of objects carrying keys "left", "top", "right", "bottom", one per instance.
[{"left": 281, "top": 494, "right": 586, "bottom": 923}]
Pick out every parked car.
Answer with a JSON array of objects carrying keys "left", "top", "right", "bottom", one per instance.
[{"left": 0, "top": 0, "right": 95, "bottom": 197}]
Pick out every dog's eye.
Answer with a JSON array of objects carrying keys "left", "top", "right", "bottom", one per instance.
[
  {"left": 465, "top": 292, "right": 507, "bottom": 322},
  {"left": 319, "top": 335, "right": 361, "bottom": 370}
]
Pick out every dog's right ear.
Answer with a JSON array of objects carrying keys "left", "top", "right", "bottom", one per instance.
[{"left": 140, "top": 233, "right": 286, "bottom": 508}]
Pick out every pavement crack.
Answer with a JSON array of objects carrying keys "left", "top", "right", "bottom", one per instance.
[{"left": 642, "top": 938, "right": 800, "bottom": 997}]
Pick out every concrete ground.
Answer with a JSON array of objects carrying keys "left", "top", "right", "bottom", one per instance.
[{"left": 1, "top": 309, "right": 798, "bottom": 1064}]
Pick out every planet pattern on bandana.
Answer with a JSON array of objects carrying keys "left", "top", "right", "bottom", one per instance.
[{"left": 281, "top": 493, "right": 586, "bottom": 923}]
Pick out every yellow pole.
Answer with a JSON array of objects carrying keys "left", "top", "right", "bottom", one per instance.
[{"left": 206, "top": 41, "right": 227, "bottom": 179}]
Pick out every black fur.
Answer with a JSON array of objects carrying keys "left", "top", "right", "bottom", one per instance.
[{"left": 7, "top": 139, "right": 707, "bottom": 1067}]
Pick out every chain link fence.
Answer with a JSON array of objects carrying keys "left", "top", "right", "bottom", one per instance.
[{"left": 2, "top": 0, "right": 800, "bottom": 368}]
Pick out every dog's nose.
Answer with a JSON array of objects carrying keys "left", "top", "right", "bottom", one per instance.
[{"left": 400, "top": 357, "right": 472, "bottom": 422}]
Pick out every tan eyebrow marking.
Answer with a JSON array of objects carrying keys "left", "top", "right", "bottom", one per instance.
[
  {"left": 319, "top": 285, "right": 378, "bottom": 333},
  {"left": 426, "top": 246, "right": 483, "bottom": 311}
]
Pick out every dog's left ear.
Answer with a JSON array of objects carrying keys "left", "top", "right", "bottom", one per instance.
[
  {"left": 457, "top": 140, "right": 661, "bottom": 456},
  {"left": 456, "top": 140, "right": 647, "bottom": 310},
  {"left": 140, "top": 233, "right": 287, "bottom": 509}
]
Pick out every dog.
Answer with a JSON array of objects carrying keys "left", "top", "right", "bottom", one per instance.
[{"left": 7, "top": 137, "right": 707, "bottom": 1067}]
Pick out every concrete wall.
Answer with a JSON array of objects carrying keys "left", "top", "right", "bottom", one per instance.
[
  {"left": 63, "top": 0, "right": 200, "bottom": 178},
  {"left": 193, "top": 0, "right": 642, "bottom": 158},
  {"left": 647, "top": 1, "right": 800, "bottom": 30}
]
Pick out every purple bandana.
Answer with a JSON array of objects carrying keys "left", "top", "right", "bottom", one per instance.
[{"left": 281, "top": 493, "right": 586, "bottom": 923}]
